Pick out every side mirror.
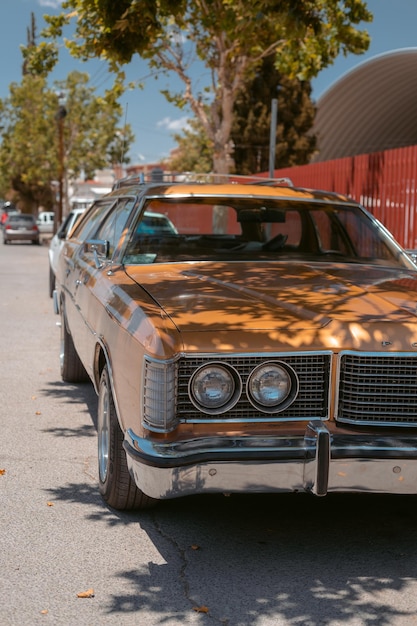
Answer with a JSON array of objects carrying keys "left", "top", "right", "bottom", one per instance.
[{"left": 84, "top": 239, "right": 110, "bottom": 268}]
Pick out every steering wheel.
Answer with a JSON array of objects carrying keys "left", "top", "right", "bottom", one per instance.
[{"left": 262, "top": 233, "right": 288, "bottom": 251}]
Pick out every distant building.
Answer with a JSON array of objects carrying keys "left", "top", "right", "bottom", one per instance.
[
  {"left": 67, "top": 169, "right": 116, "bottom": 210},
  {"left": 125, "top": 162, "right": 169, "bottom": 179}
]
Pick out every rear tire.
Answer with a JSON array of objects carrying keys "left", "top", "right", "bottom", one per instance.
[
  {"left": 98, "top": 366, "right": 156, "bottom": 510},
  {"left": 60, "top": 307, "right": 89, "bottom": 383}
]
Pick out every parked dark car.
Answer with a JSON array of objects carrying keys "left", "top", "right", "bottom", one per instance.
[
  {"left": 54, "top": 174, "right": 417, "bottom": 511},
  {"left": 3, "top": 214, "right": 39, "bottom": 245}
]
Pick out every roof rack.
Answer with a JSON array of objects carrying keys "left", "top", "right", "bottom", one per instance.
[
  {"left": 248, "top": 177, "right": 294, "bottom": 187},
  {"left": 112, "top": 171, "right": 293, "bottom": 190}
]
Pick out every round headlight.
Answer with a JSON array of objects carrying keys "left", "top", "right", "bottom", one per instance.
[
  {"left": 189, "top": 363, "right": 241, "bottom": 414},
  {"left": 247, "top": 361, "right": 298, "bottom": 413}
]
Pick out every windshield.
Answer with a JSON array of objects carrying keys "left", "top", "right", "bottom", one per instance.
[{"left": 121, "top": 196, "right": 411, "bottom": 268}]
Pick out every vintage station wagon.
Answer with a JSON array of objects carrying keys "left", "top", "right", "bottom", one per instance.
[{"left": 54, "top": 174, "right": 417, "bottom": 509}]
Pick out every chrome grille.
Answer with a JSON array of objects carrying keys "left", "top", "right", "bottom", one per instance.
[
  {"left": 337, "top": 353, "right": 417, "bottom": 425},
  {"left": 177, "top": 353, "right": 330, "bottom": 422}
]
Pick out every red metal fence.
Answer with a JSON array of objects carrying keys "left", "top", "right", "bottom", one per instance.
[{"left": 273, "top": 145, "right": 417, "bottom": 249}]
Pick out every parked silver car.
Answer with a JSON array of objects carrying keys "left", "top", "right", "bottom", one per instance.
[
  {"left": 3, "top": 214, "right": 40, "bottom": 245},
  {"left": 48, "top": 208, "right": 85, "bottom": 297}
]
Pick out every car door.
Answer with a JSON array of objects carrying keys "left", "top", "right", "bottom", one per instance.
[
  {"left": 69, "top": 197, "right": 137, "bottom": 374},
  {"left": 59, "top": 200, "right": 117, "bottom": 371}
]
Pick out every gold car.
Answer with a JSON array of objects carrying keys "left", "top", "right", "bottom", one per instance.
[{"left": 54, "top": 175, "right": 417, "bottom": 510}]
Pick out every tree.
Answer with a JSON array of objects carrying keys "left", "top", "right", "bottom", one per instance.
[
  {"left": 0, "top": 71, "right": 133, "bottom": 213},
  {"left": 232, "top": 57, "right": 317, "bottom": 174},
  {"left": 168, "top": 118, "right": 213, "bottom": 174},
  {"left": 166, "top": 56, "right": 316, "bottom": 175},
  {"left": 0, "top": 75, "right": 59, "bottom": 213},
  {"left": 22, "top": 12, "right": 37, "bottom": 76},
  {"left": 55, "top": 71, "right": 134, "bottom": 180},
  {"left": 42, "top": 0, "right": 372, "bottom": 174},
  {"left": 21, "top": 12, "right": 58, "bottom": 78}
]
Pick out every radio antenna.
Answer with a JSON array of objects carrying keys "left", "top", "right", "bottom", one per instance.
[{"left": 119, "top": 103, "right": 129, "bottom": 166}]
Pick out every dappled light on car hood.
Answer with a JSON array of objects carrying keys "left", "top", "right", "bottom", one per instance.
[{"left": 122, "top": 261, "right": 417, "bottom": 353}]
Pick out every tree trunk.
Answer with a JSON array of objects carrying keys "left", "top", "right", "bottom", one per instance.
[{"left": 212, "top": 141, "right": 231, "bottom": 233}]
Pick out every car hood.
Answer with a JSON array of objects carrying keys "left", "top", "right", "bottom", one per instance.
[{"left": 124, "top": 261, "right": 417, "bottom": 351}]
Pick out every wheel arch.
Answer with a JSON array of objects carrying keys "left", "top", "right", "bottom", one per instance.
[
  {"left": 93, "top": 341, "right": 125, "bottom": 430},
  {"left": 93, "top": 341, "right": 109, "bottom": 394}
]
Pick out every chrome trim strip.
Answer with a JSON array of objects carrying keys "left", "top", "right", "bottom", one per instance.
[
  {"left": 334, "top": 417, "right": 417, "bottom": 429},
  {"left": 176, "top": 415, "right": 324, "bottom": 425},
  {"left": 181, "top": 350, "right": 333, "bottom": 360},
  {"left": 52, "top": 289, "right": 60, "bottom": 316}
]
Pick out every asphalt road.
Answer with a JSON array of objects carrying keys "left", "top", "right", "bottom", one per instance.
[{"left": 2, "top": 240, "right": 417, "bottom": 626}]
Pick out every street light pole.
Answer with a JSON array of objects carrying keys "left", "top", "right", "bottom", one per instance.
[
  {"left": 269, "top": 98, "right": 278, "bottom": 179},
  {"left": 54, "top": 101, "right": 67, "bottom": 234}
]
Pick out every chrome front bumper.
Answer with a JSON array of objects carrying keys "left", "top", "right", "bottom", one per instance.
[{"left": 124, "top": 420, "right": 417, "bottom": 500}]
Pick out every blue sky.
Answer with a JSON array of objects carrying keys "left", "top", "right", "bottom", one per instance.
[{"left": 1, "top": 0, "right": 416, "bottom": 165}]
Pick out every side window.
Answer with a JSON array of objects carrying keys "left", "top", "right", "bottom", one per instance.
[
  {"left": 72, "top": 200, "right": 116, "bottom": 241},
  {"left": 58, "top": 212, "right": 73, "bottom": 236},
  {"left": 337, "top": 209, "right": 393, "bottom": 259},
  {"left": 93, "top": 198, "right": 137, "bottom": 256}
]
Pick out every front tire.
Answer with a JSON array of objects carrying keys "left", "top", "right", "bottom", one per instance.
[
  {"left": 49, "top": 266, "right": 55, "bottom": 298},
  {"left": 60, "top": 307, "right": 89, "bottom": 383},
  {"left": 97, "top": 366, "right": 156, "bottom": 510}
]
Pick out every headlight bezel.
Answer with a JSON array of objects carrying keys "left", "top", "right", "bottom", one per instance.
[
  {"left": 189, "top": 361, "right": 242, "bottom": 415},
  {"left": 246, "top": 360, "right": 299, "bottom": 413}
]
